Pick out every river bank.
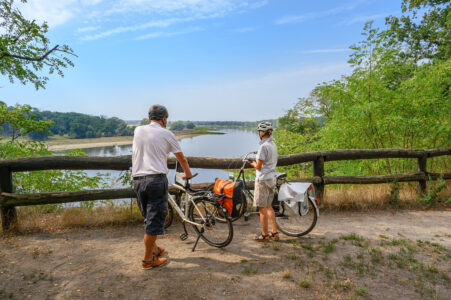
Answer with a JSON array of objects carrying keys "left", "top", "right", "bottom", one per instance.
[{"left": 46, "top": 129, "right": 222, "bottom": 151}]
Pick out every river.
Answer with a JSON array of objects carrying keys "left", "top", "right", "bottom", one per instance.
[{"left": 81, "top": 129, "right": 260, "bottom": 188}]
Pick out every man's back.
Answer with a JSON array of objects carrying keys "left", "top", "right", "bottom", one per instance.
[{"left": 132, "top": 123, "right": 181, "bottom": 176}]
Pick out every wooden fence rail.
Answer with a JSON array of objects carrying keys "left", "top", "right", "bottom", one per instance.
[{"left": 0, "top": 148, "right": 450, "bottom": 231}]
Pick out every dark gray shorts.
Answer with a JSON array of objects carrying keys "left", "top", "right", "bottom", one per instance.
[{"left": 133, "top": 175, "right": 168, "bottom": 236}]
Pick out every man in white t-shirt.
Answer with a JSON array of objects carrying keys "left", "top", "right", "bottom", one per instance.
[{"left": 132, "top": 104, "right": 192, "bottom": 269}]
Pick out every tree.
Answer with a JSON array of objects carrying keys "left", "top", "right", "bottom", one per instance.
[
  {"left": 0, "top": 0, "right": 76, "bottom": 89},
  {"left": 140, "top": 118, "right": 149, "bottom": 125},
  {"left": 0, "top": 101, "right": 52, "bottom": 141},
  {"left": 275, "top": 0, "right": 450, "bottom": 177},
  {"left": 170, "top": 121, "right": 185, "bottom": 131},
  {"left": 186, "top": 122, "right": 196, "bottom": 129},
  {"left": 385, "top": 0, "right": 450, "bottom": 61}
]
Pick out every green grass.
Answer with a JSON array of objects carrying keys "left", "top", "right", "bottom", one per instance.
[
  {"left": 299, "top": 280, "right": 311, "bottom": 288},
  {"left": 301, "top": 244, "right": 314, "bottom": 251},
  {"left": 341, "top": 233, "right": 364, "bottom": 242},
  {"left": 285, "top": 239, "right": 301, "bottom": 246},
  {"left": 356, "top": 288, "right": 369, "bottom": 297},
  {"left": 324, "top": 242, "right": 336, "bottom": 253}
]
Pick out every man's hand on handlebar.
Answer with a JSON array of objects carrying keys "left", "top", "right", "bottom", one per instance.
[{"left": 182, "top": 171, "right": 193, "bottom": 179}]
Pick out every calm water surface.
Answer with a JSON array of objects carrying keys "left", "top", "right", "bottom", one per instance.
[{"left": 82, "top": 129, "right": 260, "bottom": 185}]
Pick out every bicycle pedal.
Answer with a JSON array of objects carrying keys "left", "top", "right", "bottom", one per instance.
[{"left": 179, "top": 233, "right": 188, "bottom": 241}]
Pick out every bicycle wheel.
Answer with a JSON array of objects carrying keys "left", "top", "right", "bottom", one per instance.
[
  {"left": 164, "top": 204, "right": 173, "bottom": 229},
  {"left": 275, "top": 193, "right": 318, "bottom": 237},
  {"left": 188, "top": 197, "right": 233, "bottom": 248}
]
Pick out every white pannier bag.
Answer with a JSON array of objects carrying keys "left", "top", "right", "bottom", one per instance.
[{"left": 278, "top": 182, "right": 311, "bottom": 216}]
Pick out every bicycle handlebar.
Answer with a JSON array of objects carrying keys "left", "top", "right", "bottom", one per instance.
[{"left": 242, "top": 151, "right": 257, "bottom": 162}]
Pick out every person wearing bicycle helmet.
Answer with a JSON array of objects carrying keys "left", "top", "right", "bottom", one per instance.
[
  {"left": 132, "top": 104, "right": 193, "bottom": 269},
  {"left": 250, "top": 121, "right": 279, "bottom": 241}
]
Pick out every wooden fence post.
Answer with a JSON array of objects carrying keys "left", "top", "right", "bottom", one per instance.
[
  {"left": 417, "top": 155, "right": 427, "bottom": 195},
  {"left": 0, "top": 167, "right": 17, "bottom": 231},
  {"left": 313, "top": 156, "right": 325, "bottom": 204}
]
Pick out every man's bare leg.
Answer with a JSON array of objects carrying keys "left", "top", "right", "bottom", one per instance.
[
  {"left": 143, "top": 234, "right": 157, "bottom": 261},
  {"left": 259, "top": 207, "right": 269, "bottom": 235}
]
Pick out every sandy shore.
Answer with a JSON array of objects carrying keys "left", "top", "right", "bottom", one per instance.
[{"left": 47, "top": 131, "right": 215, "bottom": 151}]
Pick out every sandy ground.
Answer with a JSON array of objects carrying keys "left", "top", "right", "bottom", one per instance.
[
  {"left": 46, "top": 131, "right": 214, "bottom": 151},
  {"left": 0, "top": 210, "right": 450, "bottom": 300}
]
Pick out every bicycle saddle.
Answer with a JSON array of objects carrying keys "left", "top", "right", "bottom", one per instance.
[{"left": 276, "top": 172, "right": 287, "bottom": 180}]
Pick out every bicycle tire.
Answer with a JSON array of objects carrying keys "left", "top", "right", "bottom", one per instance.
[
  {"left": 188, "top": 197, "right": 233, "bottom": 248},
  {"left": 275, "top": 193, "right": 318, "bottom": 237},
  {"left": 164, "top": 204, "right": 174, "bottom": 229}
]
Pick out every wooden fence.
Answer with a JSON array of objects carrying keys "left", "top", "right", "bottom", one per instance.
[{"left": 0, "top": 148, "right": 450, "bottom": 231}]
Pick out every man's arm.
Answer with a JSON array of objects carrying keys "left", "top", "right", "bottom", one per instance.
[
  {"left": 174, "top": 152, "right": 193, "bottom": 179},
  {"left": 250, "top": 160, "right": 263, "bottom": 171}
]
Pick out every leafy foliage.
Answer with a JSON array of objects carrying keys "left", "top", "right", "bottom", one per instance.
[
  {"left": 0, "top": 0, "right": 75, "bottom": 89},
  {"left": 0, "top": 101, "right": 52, "bottom": 141},
  {"left": 1, "top": 111, "right": 111, "bottom": 212},
  {"left": 1, "top": 106, "right": 135, "bottom": 140},
  {"left": 275, "top": 0, "right": 450, "bottom": 178}
]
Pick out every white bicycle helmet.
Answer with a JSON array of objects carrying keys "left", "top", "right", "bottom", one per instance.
[{"left": 257, "top": 121, "right": 273, "bottom": 132}]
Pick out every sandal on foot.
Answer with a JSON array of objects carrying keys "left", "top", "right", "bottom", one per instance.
[
  {"left": 253, "top": 233, "right": 270, "bottom": 242},
  {"left": 142, "top": 256, "right": 168, "bottom": 270},
  {"left": 154, "top": 247, "right": 165, "bottom": 257},
  {"left": 269, "top": 232, "right": 280, "bottom": 241}
]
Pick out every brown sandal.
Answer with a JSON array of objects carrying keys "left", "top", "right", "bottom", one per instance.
[
  {"left": 253, "top": 233, "right": 270, "bottom": 242},
  {"left": 154, "top": 247, "right": 165, "bottom": 257},
  {"left": 142, "top": 256, "right": 168, "bottom": 270},
  {"left": 269, "top": 232, "right": 280, "bottom": 241}
]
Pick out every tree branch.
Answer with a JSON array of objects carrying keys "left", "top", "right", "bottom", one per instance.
[{"left": 0, "top": 45, "right": 59, "bottom": 62}]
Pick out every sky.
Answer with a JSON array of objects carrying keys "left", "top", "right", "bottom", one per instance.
[{"left": 1, "top": 0, "right": 402, "bottom": 121}]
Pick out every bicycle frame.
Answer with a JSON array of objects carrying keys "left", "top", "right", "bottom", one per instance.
[{"left": 170, "top": 183, "right": 207, "bottom": 227}]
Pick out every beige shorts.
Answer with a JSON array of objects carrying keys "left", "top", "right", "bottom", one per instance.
[{"left": 253, "top": 180, "right": 275, "bottom": 208}]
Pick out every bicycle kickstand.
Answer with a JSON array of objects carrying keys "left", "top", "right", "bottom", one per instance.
[{"left": 192, "top": 232, "right": 202, "bottom": 252}]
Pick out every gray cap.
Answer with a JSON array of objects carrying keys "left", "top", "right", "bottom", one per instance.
[{"left": 148, "top": 104, "right": 169, "bottom": 120}]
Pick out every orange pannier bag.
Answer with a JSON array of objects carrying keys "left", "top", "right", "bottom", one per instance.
[{"left": 213, "top": 178, "right": 244, "bottom": 217}]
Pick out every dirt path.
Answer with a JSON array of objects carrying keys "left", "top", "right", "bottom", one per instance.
[{"left": 1, "top": 210, "right": 450, "bottom": 299}]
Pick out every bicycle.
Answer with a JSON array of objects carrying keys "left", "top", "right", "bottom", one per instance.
[
  {"left": 231, "top": 151, "right": 319, "bottom": 236},
  {"left": 163, "top": 167, "right": 234, "bottom": 252}
]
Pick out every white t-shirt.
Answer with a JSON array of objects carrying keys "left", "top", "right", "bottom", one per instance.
[
  {"left": 256, "top": 137, "right": 278, "bottom": 182},
  {"left": 132, "top": 122, "right": 182, "bottom": 176}
]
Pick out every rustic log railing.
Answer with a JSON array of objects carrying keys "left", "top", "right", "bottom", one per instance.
[{"left": 0, "top": 148, "right": 450, "bottom": 231}]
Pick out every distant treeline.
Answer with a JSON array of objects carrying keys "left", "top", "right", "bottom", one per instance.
[
  {"left": 1, "top": 108, "right": 134, "bottom": 140},
  {"left": 138, "top": 119, "right": 279, "bottom": 131}
]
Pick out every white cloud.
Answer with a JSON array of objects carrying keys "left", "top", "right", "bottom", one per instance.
[
  {"left": 18, "top": 0, "right": 78, "bottom": 27},
  {"left": 77, "top": 26, "right": 101, "bottom": 33},
  {"left": 82, "top": 0, "right": 268, "bottom": 40},
  {"left": 15, "top": 0, "right": 267, "bottom": 36},
  {"left": 135, "top": 27, "right": 203, "bottom": 40},
  {"left": 275, "top": 0, "right": 368, "bottom": 25},
  {"left": 300, "top": 48, "right": 350, "bottom": 54},
  {"left": 82, "top": 18, "right": 183, "bottom": 40}
]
